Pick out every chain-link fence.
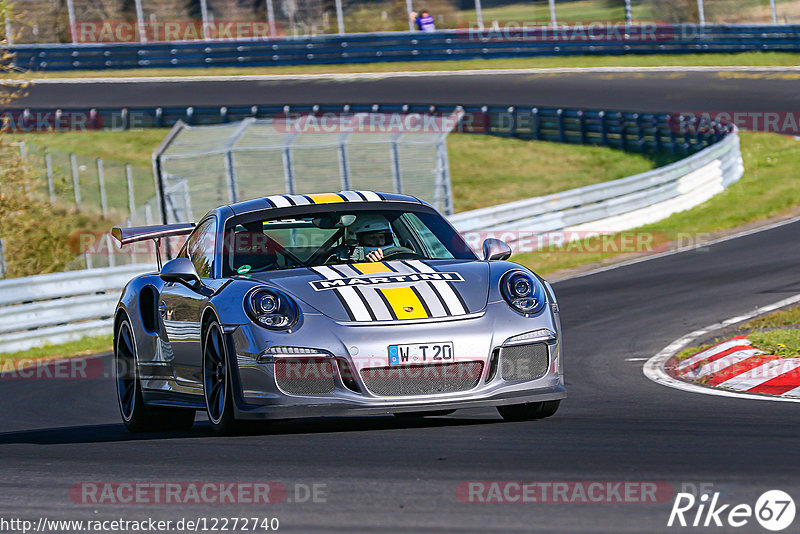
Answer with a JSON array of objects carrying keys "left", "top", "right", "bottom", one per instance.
[
  {"left": 7, "top": 0, "right": 800, "bottom": 44},
  {"left": 15, "top": 141, "right": 158, "bottom": 269},
  {"left": 154, "top": 111, "right": 460, "bottom": 223}
]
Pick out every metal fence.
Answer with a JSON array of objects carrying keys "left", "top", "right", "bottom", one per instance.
[
  {"left": 154, "top": 111, "right": 461, "bottom": 222},
  {"left": 15, "top": 142, "right": 158, "bottom": 269},
  {"left": 8, "top": 23, "right": 800, "bottom": 70},
  {"left": 7, "top": 0, "right": 800, "bottom": 46}
]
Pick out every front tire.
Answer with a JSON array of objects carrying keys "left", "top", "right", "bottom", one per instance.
[
  {"left": 497, "top": 400, "right": 560, "bottom": 422},
  {"left": 202, "top": 321, "right": 267, "bottom": 435},
  {"left": 115, "top": 318, "right": 195, "bottom": 433}
]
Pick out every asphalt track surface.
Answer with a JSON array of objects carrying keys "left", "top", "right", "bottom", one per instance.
[
  {"left": 9, "top": 69, "right": 800, "bottom": 112},
  {"left": 2, "top": 68, "right": 800, "bottom": 532}
]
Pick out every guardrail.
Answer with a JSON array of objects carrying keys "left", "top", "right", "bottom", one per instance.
[
  {"left": 450, "top": 129, "right": 743, "bottom": 245},
  {"left": 7, "top": 24, "right": 800, "bottom": 71},
  {"left": 0, "top": 264, "right": 155, "bottom": 353}
]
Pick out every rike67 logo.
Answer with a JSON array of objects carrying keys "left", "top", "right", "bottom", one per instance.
[{"left": 668, "top": 489, "right": 795, "bottom": 531}]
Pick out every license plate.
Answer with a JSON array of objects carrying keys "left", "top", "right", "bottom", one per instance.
[{"left": 388, "top": 342, "right": 454, "bottom": 365}]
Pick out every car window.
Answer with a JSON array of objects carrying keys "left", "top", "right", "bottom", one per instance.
[
  {"left": 222, "top": 207, "right": 474, "bottom": 276},
  {"left": 184, "top": 218, "right": 216, "bottom": 278}
]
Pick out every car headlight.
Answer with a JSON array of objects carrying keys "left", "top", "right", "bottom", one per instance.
[
  {"left": 245, "top": 287, "right": 299, "bottom": 330},
  {"left": 501, "top": 270, "right": 546, "bottom": 315}
]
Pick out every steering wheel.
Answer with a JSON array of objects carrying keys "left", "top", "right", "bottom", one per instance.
[{"left": 379, "top": 246, "right": 418, "bottom": 260}]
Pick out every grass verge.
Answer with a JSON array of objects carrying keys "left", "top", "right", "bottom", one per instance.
[
  {"left": 749, "top": 329, "right": 800, "bottom": 357},
  {"left": 0, "top": 335, "right": 112, "bottom": 370},
  {"left": 3, "top": 52, "right": 799, "bottom": 79}
]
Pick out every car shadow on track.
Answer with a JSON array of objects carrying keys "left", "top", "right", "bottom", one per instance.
[{"left": 0, "top": 415, "right": 503, "bottom": 445}]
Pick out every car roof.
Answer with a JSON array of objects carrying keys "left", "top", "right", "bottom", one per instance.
[{"left": 228, "top": 191, "right": 429, "bottom": 215}]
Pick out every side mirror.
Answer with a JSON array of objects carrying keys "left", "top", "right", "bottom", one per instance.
[
  {"left": 482, "top": 238, "right": 512, "bottom": 261},
  {"left": 160, "top": 258, "right": 201, "bottom": 288}
]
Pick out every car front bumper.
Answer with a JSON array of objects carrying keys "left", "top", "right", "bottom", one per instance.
[{"left": 227, "top": 300, "right": 566, "bottom": 420}]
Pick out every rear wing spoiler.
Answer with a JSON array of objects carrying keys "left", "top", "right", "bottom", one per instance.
[{"left": 111, "top": 223, "right": 195, "bottom": 268}]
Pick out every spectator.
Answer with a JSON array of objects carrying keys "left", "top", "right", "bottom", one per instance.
[{"left": 414, "top": 9, "right": 436, "bottom": 32}]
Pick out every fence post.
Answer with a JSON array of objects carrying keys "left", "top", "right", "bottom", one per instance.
[
  {"left": 624, "top": 0, "right": 632, "bottom": 25},
  {"left": 224, "top": 150, "right": 239, "bottom": 203},
  {"left": 134, "top": 0, "right": 147, "bottom": 42},
  {"left": 474, "top": 0, "right": 484, "bottom": 30},
  {"left": 406, "top": 0, "right": 415, "bottom": 31},
  {"left": 200, "top": 0, "right": 211, "bottom": 40},
  {"left": 97, "top": 158, "right": 108, "bottom": 218},
  {"left": 0, "top": 239, "right": 6, "bottom": 279},
  {"left": 338, "top": 138, "right": 351, "bottom": 190},
  {"left": 70, "top": 153, "right": 82, "bottom": 211},
  {"left": 335, "top": 0, "right": 345, "bottom": 34},
  {"left": 697, "top": 0, "right": 706, "bottom": 26},
  {"left": 548, "top": 0, "right": 557, "bottom": 26},
  {"left": 282, "top": 147, "right": 296, "bottom": 194},
  {"left": 770, "top": 0, "right": 777, "bottom": 23},
  {"left": 125, "top": 164, "right": 136, "bottom": 221},
  {"left": 65, "top": 0, "right": 78, "bottom": 43},
  {"left": 45, "top": 152, "right": 56, "bottom": 204},
  {"left": 266, "top": 0, "right": 277, "bottom": 37},
  {"left": 390, "top": 136, "right": 403, "bottom": 195}
]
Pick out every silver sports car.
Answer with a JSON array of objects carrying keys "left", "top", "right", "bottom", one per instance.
[{"left": 111, "top": 191, "right": 565, "bottom": 434}]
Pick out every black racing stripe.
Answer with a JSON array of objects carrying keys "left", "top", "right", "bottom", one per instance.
[
  {"left": 448, "top": 280, "right": 469, "bottom": 313},
  {"left": 301, "top": 194, "right": 315, "bottom": 204},
  {"left": 353, "top": 191, "right": 368, "bottom": 201},
  {"left": 402, "top": 261, "right": 452, "bottom": 315},
  {"left": 375, "top": 290, "right": 398, "bottom": 320},
  {"left": 383, "top": 262, "right": 399, "bottom": 273},
  {"left": 410, "top": 285, "right": 432, "bottom": 317},
  {"left": 329, "top": 265, "right": 376, "bottom": 320},
  {"left": 264, "top": 197, "right": 277, "bottom": 208},
  {"left": 335, "top": 193, "right": 349, "bottom": 202},
  {"left": 315, "top": 267, "right": 356, "bottom": 321},
  {"left": 374, "top": 192, "right": 386, "bottom": 200},
  {"left": 283, "top": 195, "right": 297, "bottom": 206},
  {"left": 332, "top": 288, "right": 357, "bottom": 321}
]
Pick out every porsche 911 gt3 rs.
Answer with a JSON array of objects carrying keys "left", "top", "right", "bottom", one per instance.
[{"left": 111, "top": 191, "right": 565, "bottom": 433}]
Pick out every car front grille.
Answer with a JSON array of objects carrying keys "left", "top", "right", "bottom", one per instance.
[
  {"left": 274, "top": 358, "right": 336, "bottom": 395},
  {"left": 359, "top": 361, "right": 484, "bottom": 396},
  {"left": 500, "top": 343, "right": 550, "bottom": 381}
]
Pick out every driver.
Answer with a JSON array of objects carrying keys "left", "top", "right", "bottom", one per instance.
[{"left": 350, "top": 214, "right": 394, "bottom": 262}]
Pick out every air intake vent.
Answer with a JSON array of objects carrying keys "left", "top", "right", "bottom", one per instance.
[
  {"left": 360, "top": 361, "right": 483, "bottom": 396},
  {"left": 274, "top": 358, "right": 336, "bottom": 395},
  {"left": 500, "top": 343, "right": 549, "bottom": 381}
]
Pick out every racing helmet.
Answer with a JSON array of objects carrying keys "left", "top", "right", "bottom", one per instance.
[{"left": 350, "top": 214, "right": 393, "bottom": 248}]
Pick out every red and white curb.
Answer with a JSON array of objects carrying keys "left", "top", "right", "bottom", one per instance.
[
  {"left": 670, "top": 336, "right": 800, "bottom": 397},
  {"left": 644, "top": 293, "right": 800, "bottom": 403}
]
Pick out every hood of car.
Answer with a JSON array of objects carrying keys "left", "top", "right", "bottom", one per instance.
[{"left": 249, "top": 259, "right": 489, "bottom": 323}]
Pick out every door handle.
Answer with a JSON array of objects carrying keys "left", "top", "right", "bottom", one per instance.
[{"left": 159, "top": 300, "right": 167, "bottom": 317}]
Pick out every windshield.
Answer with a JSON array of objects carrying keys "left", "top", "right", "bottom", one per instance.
[{"left": 222, "top": 206, "right": 475, "bottom": 276}]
